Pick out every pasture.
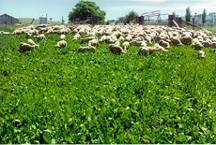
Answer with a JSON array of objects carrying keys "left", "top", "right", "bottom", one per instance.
[{"left": 0, "top": 24, "right": 216, "bottom": 144}]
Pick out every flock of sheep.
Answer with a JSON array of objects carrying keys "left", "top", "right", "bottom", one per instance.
[{"left": 2, "top": 23, "right": 216, "bottom": 58}]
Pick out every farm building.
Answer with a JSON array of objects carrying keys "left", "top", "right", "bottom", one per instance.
[
  {"left": 39, "top": 16, "right": 47, "bottom": 24},
  {"left": 0, "top": 14, "right": 19, "bottom": 25}
]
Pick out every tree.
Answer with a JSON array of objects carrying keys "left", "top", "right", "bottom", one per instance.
[
  {"left": 68, "top": 0, "right": 106, "bottom": 22},
  {"left": 202, "top": 9, "right": 207, "bottom": 25},
  {"left": 185, "top": 7, "right": 191, "bottom": 22},
  {"left": 173, "top": 12, "right": 176, "bottom": 19},
  {"left": 124, "top": 10, "right": 138, "bottom": 23}
]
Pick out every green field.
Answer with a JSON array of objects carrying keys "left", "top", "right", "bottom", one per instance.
[
  {"left": 0, "top": 27, "right": 216, "bottom": 144},
  {"left": 18, "top": 18, "right": 61, "bottom": 25}
]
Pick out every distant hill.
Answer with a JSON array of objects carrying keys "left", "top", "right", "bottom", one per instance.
[{"left": 18, "top": 18, "right": 61, "bottom": 25}]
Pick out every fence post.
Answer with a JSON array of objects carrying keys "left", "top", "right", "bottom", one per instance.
[
  {"left": 139, "top": 16, "right": 144, "bottom": 25},
  {"left": 168, "top": 15, "right": 174, "bottom": 27},
  {"left": 92, "top": 16, "right": 99, "bottom": 26},
  {"left": 192, "top": 17, "right": 195, "bottom": 30}
]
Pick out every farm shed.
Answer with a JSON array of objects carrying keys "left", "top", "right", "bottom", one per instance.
[
  {"left": 0, "top": 14, "right": 19, "bottom": 25},
  {"left": 39, "top": 16, "right": 47, "bottom": 24}
]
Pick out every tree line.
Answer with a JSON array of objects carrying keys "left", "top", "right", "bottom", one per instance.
[
  {"left": 185, "top": 7, "right": 207, "bottom": 25},
  {"left": 68, "top": 0, "right": 212, "bottom": 25}
]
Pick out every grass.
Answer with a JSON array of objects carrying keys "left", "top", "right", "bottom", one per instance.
[
  {"left": 18, "top": 18, "right": 61, "bottom": 25},
  {"left": 0, "top": 27, "right": 216, "bottom": 144}
]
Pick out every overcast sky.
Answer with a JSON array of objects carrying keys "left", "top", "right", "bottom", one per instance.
[{"left": 1, "top": 0, "right": 216, "bottom": 23}]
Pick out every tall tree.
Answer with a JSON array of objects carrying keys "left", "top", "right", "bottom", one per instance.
[
  {"left": 124, "top": 10, "right": 138, "bottom": 23},
  {"left": 185, "top": 7, "right": 191, "bottom": 22},
  {"left": 173, "top": 12, "right": 176, "bottom": 19},
  {"left": 202, "top": 9, "right": 207, "bottom": 25},
  {"left": 68, "top": 0, "right": 106, "bottom": 22}
]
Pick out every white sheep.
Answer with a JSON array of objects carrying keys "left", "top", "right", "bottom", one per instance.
[
  {"left": 99, "top": 35, "right": 107, "bottom": 43},
  {"left": 27, "top": 39, "right": 39, "bottom": 48},
  {"left": 198, "top": 50, "right": 206, "bottom": 59},
  {"left": 170, "top": 37, "right": 183, "bottom": 46},
  {"left": 125, "top": 35, "right": 132, "bottom": 41},
  {"left": 109, "top": 44, "right": 125, "bottom": 54},
  {"left": 55, "top": 40, "right": 67, "bottom": 48},
  {"left": 34, "top": 34, "right": 46, "bottom": 40},
  {"left": 81, "top": 37, "right": 97, "bottom": 43},
  {"left": 138, "top": 47, "right": 150, "bottom": 56},
  {"left": 154, "top": 43, "right": 168, "bottom": 52},
  {"left": 105, "top": 36, "right": 114, "bottom": 43},
  {"left": 115, "top": 41, "right": 120, "bottom": 46},
  {"left": 73, "top": 33, "right": 81, "bottom": 41},
  {"left": 202, "top": 39, "right": 212, "bottom": 48},
  {"left": 192, "top": 39, "right": 203, "bottom": 50},
  {"left": 211, "top": 42, "right": 216, "bottom": 48},
  {"left": 140, "top": 41, "right": 147, "bottom": 47},
  {"left": 60, "top": 34, "right": 66, "bottom": 41},
  {"left": 118, "top": 36, "right": 125, "bottom": 41},
  {"left": 123, "top": 41, "right": 130, "bottom": 50},
  {"left": 19, "top": 43, "right": 35, "bottom": 52},
  {"left": 88, "top": 39, "right": 99, "bottom": 47},
  {"left": 77, "top": 46, "right": 96, "bottom": 53},
  {"left": 180, "top": 35, "right": 192, "bottom": 45},
  {"left": 159, "top": 40, "right": 170, "bottom": 49}
]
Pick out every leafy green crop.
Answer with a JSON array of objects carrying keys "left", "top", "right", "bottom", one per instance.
[{"left": 0, "top": 30, "right": 216, "bottom": 144}]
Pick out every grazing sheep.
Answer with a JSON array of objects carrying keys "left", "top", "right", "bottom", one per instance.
[
  {"left": 180, "top": 35, "right": 192, "bottom": 45},
  {"left": 198, "top": 50, "right": 206, "bottom": 59},
  {"left": 73, "top": 33, "right": 81, "bottom": 41},
  {"left": 170, "top": 37, "right": 183, "bottom": 46},
  {"left": 211, "top": 42, "right": 216, "bottom": 48},
  {"left": 118, "top": 36, "right": 125, "bottom": 41},
  {"left": 125, "top": 35, "right": 132, "bottom": 41},
  {"left": 19, "top": 39, "right": 39, "bottom": 52},
  {"left": 25, "top": 32, "right": 32, "bottom": 38},
  {"left": 60, "top": 29, "right": 69, "bottom": 34},
  {"left": 202, "top": 40, "right": 212, "bottom": 48},
  {"left": 34, "top": 34, "right": 46, "bottom": 40},
  {"left": 55, "top": 40, "right": 67, "bottom": 48},
  {"left": 154, "top": 43, "right": 168, "bottom": 52},
  {"left": 1, "top": 31, "right": 10, "bottom": 35},
  {"left": 123, "top": 41, "right": 130, "bottom": 50},
  {"left": 140, "top": 41, "right": 147, "bottom": 47},
  {"left": 46, "top": 28, "right": 54, "bottom": 34},
  {"left": 137, "top": 47, "right": 150, "bottom": 56},
  {"left": 27, "top": 39, "right": 39, "bottom": 48},
  {"left": 105, "top": 36, "right": 114, "bottom": 43},
  {"left": 109, "top": 44, "right": 125, "bottom": 54},
  {"left": 159, "top": 40, "right": 170, "bottom": 49},
  {"left": 115, "top": 41, "right": 120, "bottom": 46},
  {"left": 81, "top": 37, "right": 97, "bottom": 43},
  {"left": 19, "top": 43, "right": 35, "bottom": 52},
  {"left": 144, "top": 35, "right": 152, "bottom": 45},
  {"left": 99, "top": 35, "right": 107, "bottom": 43},
  {"left": 60, "top": 34, "right": 66, "bottom": 41},
  {"left": 12, "top": 29, "right": 22, "bottom": 35},
  {"left": 130, "top": 40, "right": 143, "bottom": 46},
  {"left": 88, "top": 39, "right": 99, "bottom": 47},
  {"left": 192, "top": 39, "right": 203, "bottom": 50},
  {"left": 77, "top": 46, "right": 96, "bottom": 53}
]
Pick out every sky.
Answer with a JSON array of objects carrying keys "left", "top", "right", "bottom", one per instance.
[{"left": 1, "top": 0, "right": 216, "bottom": 23}]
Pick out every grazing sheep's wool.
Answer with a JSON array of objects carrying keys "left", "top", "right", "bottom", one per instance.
[
  {"left": 60, "top": 34, "right": 66, "bottom": 41},
  {"left": 55, "top": 40, "right": 67, "bottom": 48},
  {"left": 198, "top": 50, "right": 206, "bottom": 58},
  {"left": 123, "top": 41, "right": 130, "bottom": 50},
  {"left": 109, "top": 44, "right": 125, "bottom": 54},
  {"left": 88, "top": 39, "right": 99, "bottom": 47},
  {"left": 77, "top": 46, "right": 96, "bottom": 53}
]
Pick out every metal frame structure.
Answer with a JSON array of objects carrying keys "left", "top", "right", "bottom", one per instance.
[{"left": 141, "top": 10, "right": 169, "bottom": 24}]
